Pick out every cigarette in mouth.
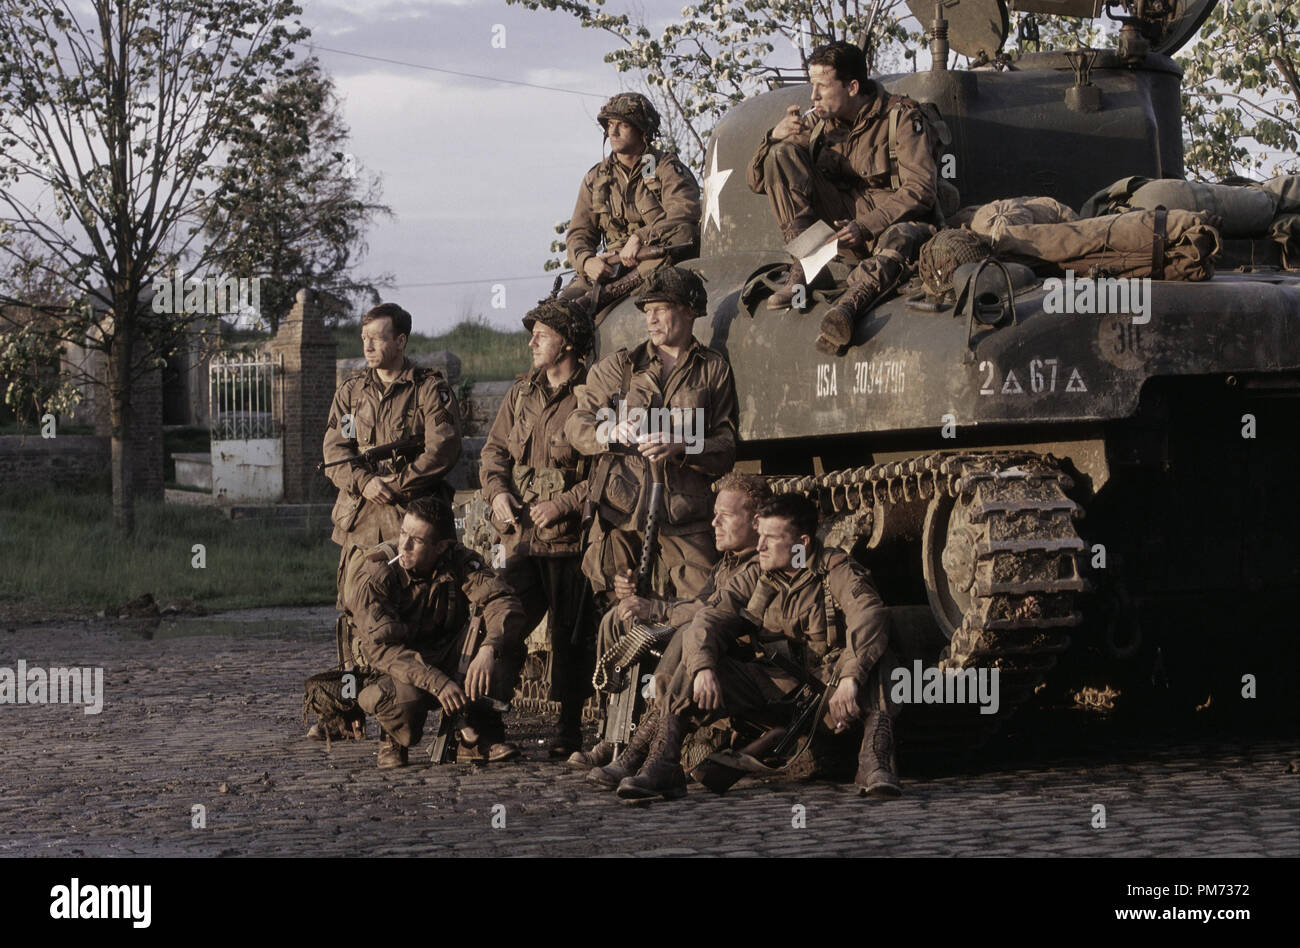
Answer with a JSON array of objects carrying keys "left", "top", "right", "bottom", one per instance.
[{"left": 388, "top": 553, "right": 402, "bottom": 565}]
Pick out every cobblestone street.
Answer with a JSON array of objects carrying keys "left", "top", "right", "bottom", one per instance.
[{"left": 2, "top": 608, "right": 1296, "bottom": 858}]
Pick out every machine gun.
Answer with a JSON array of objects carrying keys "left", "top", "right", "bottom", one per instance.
[{"left": 599, "top": 457, "right": 668, "bottom": 752}]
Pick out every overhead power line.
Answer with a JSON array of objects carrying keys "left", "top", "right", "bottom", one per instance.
[{"left": 312, "top": 44, "right": 609, "bottom": 100}]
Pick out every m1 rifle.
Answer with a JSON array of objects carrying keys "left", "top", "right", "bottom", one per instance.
[
  {"left": 600, "top": 457, "right": 668, "bottom": 752},
  {"left": 690, "top": 649, "right": 833, "bottom": 795},
  {"left": 317, "top": 435, "right": 424, "bottom": 473},
  {"left": 427, "top": 612, "right": 511, "bottom": 764},
  {"left": 584, "top": 241, "right": 696, "bottom": 314}
]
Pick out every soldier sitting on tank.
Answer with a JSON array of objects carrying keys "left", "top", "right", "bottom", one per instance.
[
  {"left": 570, "top": 472, "right": 771, "bottom": 778},
  {"left": 601, "top": 492, "right": 902, "bottom": 803},
  {"left": 561, "top": 93, "right": 702, "bottom": 309},
  {"left": 344, "top": 497, "right": 530, "bottom": 769},
  {"left": 748, "top": 41, "right": 942, "bottom": 354},
  {"left": 565, "top": 265, "right": 739, "bottom": 607}
]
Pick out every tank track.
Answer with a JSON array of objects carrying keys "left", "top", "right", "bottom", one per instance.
[{"left": 768, "top": 451, "right": 1088, "bottom": 757}]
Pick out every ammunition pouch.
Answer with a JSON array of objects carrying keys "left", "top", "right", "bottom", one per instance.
[{"left": 511, "top": 464, "right": 577, "bottom": 504}]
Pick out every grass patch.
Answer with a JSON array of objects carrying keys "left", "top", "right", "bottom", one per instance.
[
  {"left": 332, "top": 315, "right": 530, "bottom": 382},
  {"left": 0, "top": 486, "right": 338, "bottom": 614}
]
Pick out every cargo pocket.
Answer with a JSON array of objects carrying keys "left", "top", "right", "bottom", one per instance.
[
  {"left": 332, "top": 492, "right": 364, "bottom": 533},
  {"left": 602, "top": 466, "right": 641, "bottom": 516}
]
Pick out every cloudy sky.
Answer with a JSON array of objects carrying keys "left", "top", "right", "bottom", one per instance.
[{"left": 303, "top": 0, "right": 814, "bottom": 335}]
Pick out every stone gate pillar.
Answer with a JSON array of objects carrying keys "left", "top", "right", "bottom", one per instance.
[{"left": 272, "top": 288, "right": 336, "bottom": 503}]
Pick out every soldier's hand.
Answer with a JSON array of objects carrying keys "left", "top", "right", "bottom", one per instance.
[
  {"left": 609, "top": 418, "right": 643, "bottom": 447},
  {"left": 828, "top": 678, "right": 861, "bottom": 731},
  {"left": 529, "top": 500, "right": 561, "bottom": 528},
  {"left": 491, "top": 492, "right": 522, "bottom": 527},
  {"left": 465, "top": 645, "right": 495, "bottom": 701},
  {"left": 362, "top": 475, "right": 398, "bottom": 505},
  {"left": 693, "top": 669, "right": 722, "bottom": 711},
  {"left": 772, "top": 104, "right": 808, "bottom": 142},
  {"left": 617, "top": 595, "right": 653, "bottom": 622},
  {"left": 438, "top": 681, "right": 467, "bottom": 714},
  {"left": 583, "top": 256, "right": 614, "bottom": 283},
  {"left": 833, "top": 219, "right": 867, "bottom": 251},
  {"left": 618, "top": 235, "right": 642, "bottom": 268},
  {"left": 637, "top": 432, "right": 686, "bottom": 462},
  {"left": 612, "top": 569, "right": 637, "bottom": 601}
]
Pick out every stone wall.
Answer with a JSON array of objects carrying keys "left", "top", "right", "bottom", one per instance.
[
  {"left": 274, "top": 290, "right": 336, "bottom": 503},
  {"left": 0, "top": 435, "right": 110, "bottom": 490}
]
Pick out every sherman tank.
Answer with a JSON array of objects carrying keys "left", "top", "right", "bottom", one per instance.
[{"left": 587, "top": 0, "right": 1300, "bottom": 753}]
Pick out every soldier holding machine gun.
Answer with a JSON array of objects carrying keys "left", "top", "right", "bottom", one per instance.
[
  {"left": 572, "top": 472, "right": 771, "bottom": 779},
  {"left": 313, "top": 302, "right": 462, "bottom": 741},
  {"left": 564, "top": 266, "right": 739, "bottom": 607},
  {"left": 601, "top": 492, "right": 903, "bottom": 803}
]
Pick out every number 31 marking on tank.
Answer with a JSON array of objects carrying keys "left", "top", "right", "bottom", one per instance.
[{"left": 978, "top": 358, "right": 1088, "bottom": 395}]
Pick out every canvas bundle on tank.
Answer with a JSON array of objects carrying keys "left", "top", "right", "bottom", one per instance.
[
  {"left": 988, "top": 207, "right": 1220, "bottom": 281},
  {"left": 1128, "top": 180, "right": 1276, "bottom": 238},
  {"left": 970, "top": 196, "right": 1077, "bottom": 241}
]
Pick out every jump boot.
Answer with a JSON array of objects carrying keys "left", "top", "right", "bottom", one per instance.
[
  {"left": 854, "top": 710, "right": 902, "bottom": 798},
  {"left": 377, "top": 731, "right": 408, "bottom": 770},
  {"left": 616, "top": 711, "right": 688, "bottom": 802},
  {"left": 549, "top": 700, "right": 584, "bottom": 759},
  {"left": 586, "top": 703, "right": 662, "bottom": 790},
  {"left": 567, "top": 740, "right": 615, "bottom": 770},
  {"left": 816, "top": 253, "right": 906, "bottom": 354}
]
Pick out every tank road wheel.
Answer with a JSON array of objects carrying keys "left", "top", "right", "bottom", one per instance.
[{"left": 921, "top": 491, "right": 969, "bottom": 640}]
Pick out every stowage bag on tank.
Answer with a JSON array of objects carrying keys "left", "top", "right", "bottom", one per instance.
[
  {"left": 990, "top": 208, "right": 1221, "bottom": 282},
  {"left": 970, "top": 196, "right": 1078, "bottom": 242},
  {"left": 1259, "top": 174, "right": 1300, "bottom": 216},
  {"left": 1128, "top": 180, "right": 1277, "bottom": 238}
]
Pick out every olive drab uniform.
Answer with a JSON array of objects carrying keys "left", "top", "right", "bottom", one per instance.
[
  {"left": 595, "top": 548, "right": 759, "bottom": 701},
  {"left": 565, "top": 337, "right": 739, "bottom": 602},
  {"left": 562, "top": 148, "right": 702, "bottom": 300},
  {"left": 671, "top": 543, "right": 898, "bottom": 729},
  {"left": 323, "top": 359, "right": 462, "bottom": 554},
  {"left": 479, "top": 365, "right": 595, "bottom": 719},
  {"left": 749, "top": 79, "right": 944, "bottom": 328},
  {"left": 345, "top": 542, "right": 529, "bottom": 750}
]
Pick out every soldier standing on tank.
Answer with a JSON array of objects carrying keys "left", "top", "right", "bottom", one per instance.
[
  {"left": 478, "top": 298, "right": 598, "bottom": 758},
  {"left": 605, "top": 492, "right": 902, "bottom": 803},
  {"left": 565, "top": 265, "right": 738, "bottom": 606},
  {"left": 749, "top": 41, "right": 942, "bottom": 353},
  {"left": 345, "top": 497, "right": 530, "bottom": 768},
  {"left": 561, "top": 93, "right": 702, "bottom": 308},
  {"left": 313, "top": 302, "right": 462, "bottom": 741}
]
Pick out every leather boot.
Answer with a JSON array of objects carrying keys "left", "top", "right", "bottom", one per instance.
[
  {"left": 586, "top": 704, "right": 661, "bottom": 790},
  {"left": 816, "top": 281, "right": 878, "bottom": 352},
  {"left": 567, "top": 740, "right": 615, "bottom": 770},
  {"left": 855, "top": 711, "right": 902, "bottom": 798},
  {"left": 549, "top": 701, "right": 584, "bottom": 759},
  {"left": 377, "top": 732, "right": 408, "bottom": 769},
  {"left": 767, "top": 259, "right": 808, "bottom": 310},
  {"left": 616, "top": 711, "right": 688, "bottom": 801}
]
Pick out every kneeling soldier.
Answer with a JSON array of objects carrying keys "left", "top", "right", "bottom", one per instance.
[
  {"left": 612, "top": 492, "right": 902, "bottom": 802},
  {"left": 344, "top": 496, "right": 529, "bottom": 768}
]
